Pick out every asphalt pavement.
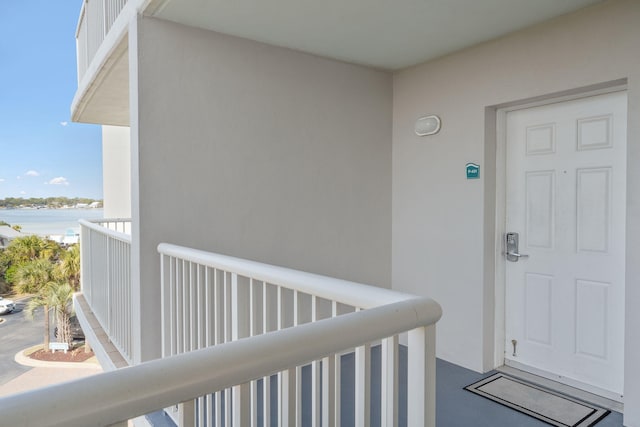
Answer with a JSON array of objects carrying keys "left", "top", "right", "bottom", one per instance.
[
  {"left": 0, "top": 297, "right": 43, "bottom": 386},
  {"left": 0, "top": 297, "right": 102, "bottom": 402}
]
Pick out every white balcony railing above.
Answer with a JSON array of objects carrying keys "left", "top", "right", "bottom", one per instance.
[
  {"left": 79, "top": 218, "right": 132, "bottom": 364},
  {"left": 76, "top": 0, "right": 128, "bottom": 83},
  {"left": 159, "top": 243, "right": 442, "bottom": 426}
]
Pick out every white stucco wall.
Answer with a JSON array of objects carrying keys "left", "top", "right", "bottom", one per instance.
[
  {"left": 102, "top": 125, "right": 131, "bottom": 218},
  {"left": 391, "top": 0, "right": 640, "bottom": 424},
  {"left": 130, "top": 17, "right": 392, "bottom": 361}
]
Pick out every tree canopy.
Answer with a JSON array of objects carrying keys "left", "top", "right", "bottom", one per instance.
[
  {"left": 0, "top": 197, "right": 102, "bottom": 208},
  {"left": 1, "top": 234, "right": 81, "bottom": 347}
]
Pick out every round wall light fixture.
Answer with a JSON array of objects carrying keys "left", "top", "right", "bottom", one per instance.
[{"left": 415, "top": 115, "right": 441, "bottom": 136}]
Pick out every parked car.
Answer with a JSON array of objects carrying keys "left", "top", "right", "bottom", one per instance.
[
  {"left": 54, "top": 315, "right": 85, "bottom": 340},
  {"left": 0, "top": 296, "right": 15, "bottom": 314}
]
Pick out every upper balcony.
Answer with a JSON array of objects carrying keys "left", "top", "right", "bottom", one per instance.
[{"left": 72, "top": 0, "right": 133, "bottom": 126}]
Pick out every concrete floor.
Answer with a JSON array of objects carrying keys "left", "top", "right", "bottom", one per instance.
[{"left": 143, "top": 354, "right": 624, "bottom": 426}]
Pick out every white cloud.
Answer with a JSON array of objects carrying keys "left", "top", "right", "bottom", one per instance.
[
  {"left": 0, "top": 178, "right": 4, "bottom": 182},
  {"left": 20, "top": 191, "right": 26, "bottom": 195},
  {"left": 25, "top": 170, "right": 40, "bottom": 177},
  {"left": 48, "top": 176, "right": 70, "bottom": 186},
  {"left": 60, "top": 121, "right": 68, "bottom": 127}
]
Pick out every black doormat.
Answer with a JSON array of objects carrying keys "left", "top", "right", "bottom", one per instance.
[{"left": 465, "top": 373, "right": 610, "bottom": 427}]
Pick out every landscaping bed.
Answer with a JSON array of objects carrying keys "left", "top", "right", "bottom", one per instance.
[{"left": 27, "top": 345, "right": 94, "bottom": 363}]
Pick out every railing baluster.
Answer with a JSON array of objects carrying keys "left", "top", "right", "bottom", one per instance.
[
  {"left": 106, "top": 229, "right": 112, "bottom": 342},
  {"left": 355, "top": 343, "right": 371, "bottom": 427},
  {"left": 204, "top": 266, "right": 213, "bottom": 426},
  {"left": 355, "top": 306, "right": 371, "bottom": 427},
  {"left": 232, "top": 274, "right": 251, "bottom": 426},
  {"left": 408, "top": 325, "right": 437, "bottom": 427},
  {"left": 170, "top": 257, "right": 176, "bottom": 357},
  {"left": 160, "top": 254, "right": 167, "bottom": 357},
  {"left": 321, "top": 354, "right": 336, "bottom": 427},
  {"left": 381, "top": 335, "right": 399, "bottom": 427},
  {"left": 322, "top": 300, "right": 339, "bottom": 427},
  {"left": 249, "top": 279, "right": 259, "bottom": 427},
  {"left": 311, "top": 295, "right": 321, "bottom": 427},
  {"left": 294, "top": 290, "right": 303, "bottom": 427},
  {"left": 214, "top": 269, "right": 223, "bottom": 426},
  {"left": 176, "top": 260, "right": 183, "bottom": 354},
  {"left": 263, "top": 282, "right": 272, "bottom": 427},
  {"left": 190, "top": 262, "right": 197, "bottom": 352},
  {"left": 277, "top": 285, "right": 284, "bottom": 426},
  {"left": 224, "top": 272, "right": 232, "bottom": 427},
  {"left": 195, "top": 264, "right": 205, "bottom": 426}
]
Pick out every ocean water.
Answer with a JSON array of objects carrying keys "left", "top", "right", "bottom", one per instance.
[{"left": 0, "top": 209, "right": 104, "bottom": 236}]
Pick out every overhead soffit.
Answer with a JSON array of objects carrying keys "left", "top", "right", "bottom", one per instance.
[
  {"left": 73, "top": 44, "right": 130, "bottom": 126},
  {"left": 150, "top": 0, "right": 602, "bottom": 71}
]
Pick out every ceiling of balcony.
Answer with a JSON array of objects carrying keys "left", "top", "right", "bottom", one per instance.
[{"left": 150, "top": 0, "right": 602, "bottom": 70}]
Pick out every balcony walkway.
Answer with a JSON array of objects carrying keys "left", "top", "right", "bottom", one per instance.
[
  {"left": 0, "top": 344, "right": 623, "bottom": 426},
  {"left": 137, "top": 358, "right": 624, "bottom": 427}
]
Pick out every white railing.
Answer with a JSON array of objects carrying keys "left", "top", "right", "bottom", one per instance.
[
  {"left": 159, "top": 243, "right": 442, "bottom": 426},
  {"left": 79, "top": 218, "right": 133, "bottom": 364},
  {"left": 1, "top": 297, "right": 441, "bottom": 427},
  {"left": 76, "top": 0, "right": 129, "bottom": 83},
  {"left": 92, "top": 217, "right": 132, "bottom": 234}
]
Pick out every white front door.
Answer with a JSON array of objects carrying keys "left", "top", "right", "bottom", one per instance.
[{"left": 504, "top": 91, "right": 627, "bottom": 399}]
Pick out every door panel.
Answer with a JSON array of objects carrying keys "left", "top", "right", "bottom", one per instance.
[{"left": 504, "top": 91, "right": 626, "bottom": 397}]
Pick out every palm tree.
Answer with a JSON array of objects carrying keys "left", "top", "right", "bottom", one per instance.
[
  {"left": 6, "top": 237, "right": 77, "bottom": 349},
  {"left": 25, "top": 288, "right": 52, "bottom": 349},
  {"left": 58, "top": 244, "right": 80, "bottom": 291},
  {"left": 12, "top": 258, "right": 54, "bottom": 294},
  {"left": 48, "top": 282, "right": 75, "bottom": 346},
  {"left": 4, "top": 235, "right": 47, "bottom": 263},
  {"left": 25, "top": 281, "right": 75, "bottom": 348},
  {"left": 3, "top": 235, "right": 61, "bottom": 272},
  {"left": 14, "top": 259, "right": 56, "bottom": 349}
]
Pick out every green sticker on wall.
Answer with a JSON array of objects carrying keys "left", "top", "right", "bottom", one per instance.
[{"left": 466, "top": 163, "right": 480, "bottom": 179}]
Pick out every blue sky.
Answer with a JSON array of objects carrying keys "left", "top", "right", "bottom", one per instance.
[{"left": 0, "top": 1, "right": 103, "bottom": 200}]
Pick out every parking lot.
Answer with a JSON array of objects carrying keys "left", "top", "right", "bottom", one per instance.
[{"left": 0, "top": 298, "right": 46, "bottom": 385}]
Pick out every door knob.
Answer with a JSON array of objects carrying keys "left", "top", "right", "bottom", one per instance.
[
  {"left": 506, "top": 251, "right": 529, "bottom": 259},
  {"left": 505, "top": 232, "right": 529, "bottom": 262}
]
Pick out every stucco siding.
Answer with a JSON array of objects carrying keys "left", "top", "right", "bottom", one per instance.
[
  {"left": 102, "top": 125, "right": 131, "bottom": 218},
  {"left": 392, "top": 1, "right": 640, "bottom": 423},
  {"left": 131, "top": 15, "right": 392, "bottom": 360}
]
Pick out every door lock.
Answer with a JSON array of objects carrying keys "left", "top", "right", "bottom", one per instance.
[{"left": 505, "top": 232, "right": 529, "bottom": 262}]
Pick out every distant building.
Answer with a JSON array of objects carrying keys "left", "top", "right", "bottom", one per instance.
[{"left": 0, "top": 225, "right": 23, "bottom": 249}]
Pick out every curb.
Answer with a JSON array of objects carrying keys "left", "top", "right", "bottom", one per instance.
[{"left": 15, "top": 344, "right": 102, "bottom": 370}]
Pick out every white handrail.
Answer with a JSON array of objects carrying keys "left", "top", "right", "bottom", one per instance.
[
  {"left": 0, "top": 297, "right": 441, "bottom": 427},
  {"left": 158, "top": 242, "right": 415, "bottom": 309}
]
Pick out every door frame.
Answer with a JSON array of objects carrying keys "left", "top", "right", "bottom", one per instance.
[{"left": 492, "top": 83, "right": 628, "bottom": 377}]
